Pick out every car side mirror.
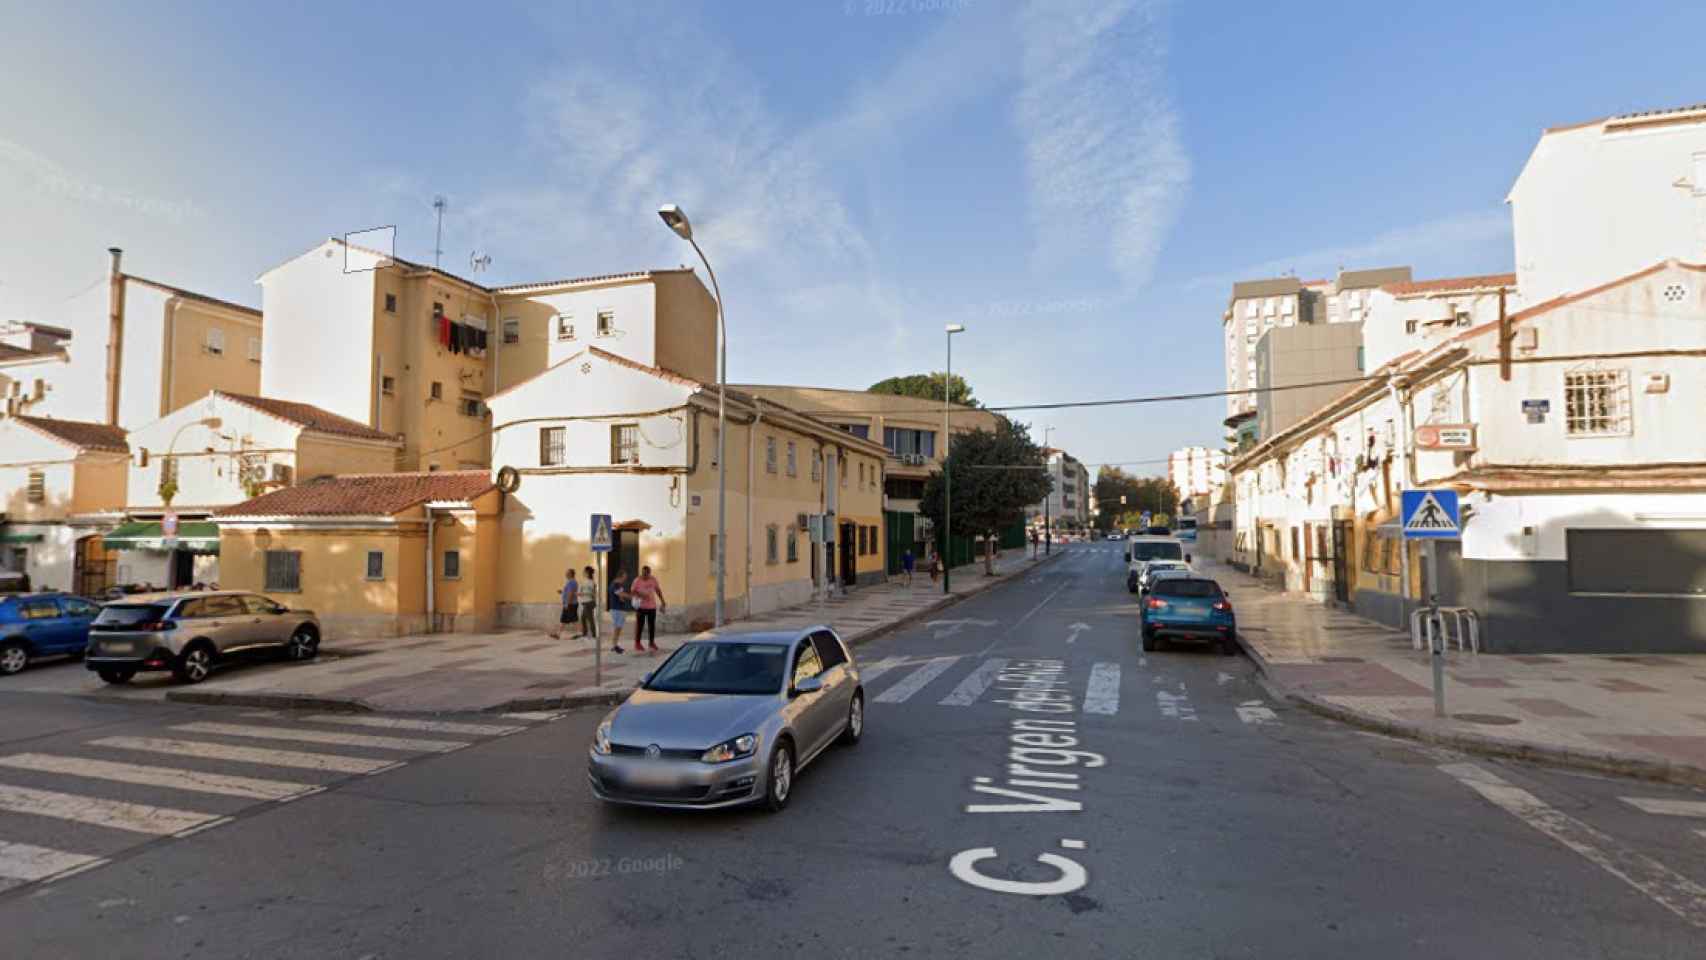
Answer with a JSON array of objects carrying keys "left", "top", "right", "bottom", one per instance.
[{"left": 794, "top": 676, "right": 824, "bottom": 696}]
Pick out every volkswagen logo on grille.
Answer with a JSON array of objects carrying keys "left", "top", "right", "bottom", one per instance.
[{"left": 645, "top": 744, "right": 661, "bottom": 759}]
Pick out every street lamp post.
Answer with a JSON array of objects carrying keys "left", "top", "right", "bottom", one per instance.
[
  {"left": 1042, "top": 426, "right": 1054, "bottom": 557},
  {"left": 658, "top": 205, "right": 727, "bottom": 628},
  {"left": 942, "top": 323, "right": 965, "bottom": 594}
]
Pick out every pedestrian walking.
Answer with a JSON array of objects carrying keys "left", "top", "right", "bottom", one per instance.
[
  {"left": 629, "top": 565, "right": 666, "bottom": 654},
  {"left": 579, "top": 565, "right": 599, "bottom": 640},
  {"left": 607, "top": 568, "right": 631, "bottom": 654},
  {"left": 554, "top": 569, "right": 579, "bottom": 640},
  {"left": 928, "top": 550, "right": 941, "bottom": 584},
  {"left": 902, "top": 548, "right": 915, "bottom": 587}
]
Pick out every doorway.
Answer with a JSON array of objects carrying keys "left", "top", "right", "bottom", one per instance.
[
  {"left": 839, "top": 521, "right": 856, "bottom": 587},
  {"left": 611, "top": 529, "right": 641, "bottom": 583},
  {"left": 74, "top": 535, "right": 115, "bottom": 597},
  {"left": 171, "top": 550, "right": 195, "bottom": 589}
]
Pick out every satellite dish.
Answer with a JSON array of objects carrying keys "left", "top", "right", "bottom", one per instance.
[{"left": 496, "top": 466, "right": 521, "bottom": 493}]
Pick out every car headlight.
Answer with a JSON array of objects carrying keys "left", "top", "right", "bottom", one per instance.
[
  {"left": 593, "top": 720, "right": 613, "bottom": 755},
  {"left": 700, "top": 733, "right": 757, "bottom": 764}
]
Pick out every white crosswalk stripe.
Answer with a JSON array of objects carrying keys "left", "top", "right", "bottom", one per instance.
[
  {"left": 874, "top": 657, "right": 958, "bottom": 703},
  {"left": 0, "top": 841, "right": 102, "bottom": 889},
  {"left": 171, "top": 721, "right": 469, "bottom": 753},
  {"left": 1082, "top": 663, "right": 1121, "bottom": 715},
  {"left": 0, "top": 782, "right": 221, "bottom": 836},
  {"left": 93, "top": 736, "right": 395, "bottom": 775},
  {"left": 1236, "top": 702, "right": 1279, "bottom": 725},
  {"left": 939, "top": 658, "right": 1008, "bottom": 706},
  {"left": 856, "top": 656, "right": 908, "bottom": 683},
  {"left": 0, "top": 754, "right": 316, "bottom": 802},
  {"left": 1621, "top": 798, "right": 1706, "bottom": 818},
  {"left": 301, "top": 715, "right": 524, "bottom": 737}
]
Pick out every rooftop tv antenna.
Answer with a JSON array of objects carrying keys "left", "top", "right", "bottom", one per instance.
[
  {"left": 432, "top": 195, "right": 447, "bottom": 268},
  {"left": 470, "top": 251, "right": 492, "bottom": 274}
]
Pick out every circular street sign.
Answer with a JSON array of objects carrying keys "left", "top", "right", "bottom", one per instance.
[{"left": 1416, "top": 426, "right": 1440, "bottom": 447}]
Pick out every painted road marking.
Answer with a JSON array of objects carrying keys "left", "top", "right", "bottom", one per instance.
[
  {"left": 1442, "top": 762, "right": 1706, "bottom": 928},
  {"left": 1083, "top": 663, "right": 1121, "bottom": 715},
  {"left": 0, "top": 754, "right": 316, "bottom": 802},
  {"left": 940, "top": 658, "right": 1008, "bottom": 706},
  {"left": 856, "top": 656, "right": 909, "bottom": 683},
  {"left": 1157, "top": 688, "right": 1197, "bottom": 722},
  {"left": 1235, "top": 701, "right": 1279, "bottom": 725},
  {"left": 93, "top": 737, "right": 393, "bottom": 775},
  {"left": 0, "top": 841, "right": 101, "bottom": 889},
  {"left": 0, "top": 783, "right": 219, "bottom": 836},
  {"left": 171, "top": 722, "right": 469, "bottom": 753},
  {"left": 876, "top": 657, "right": 958, "bottom": 703},
  {"left": 301, "top": 715, "right": 524, "bottom": 737},
  {"left": 1621, "top": 798, "right": 1706, "bottom": 818},
  {"left": 500, "top": 712, "right": 564, "bottom": 722}
]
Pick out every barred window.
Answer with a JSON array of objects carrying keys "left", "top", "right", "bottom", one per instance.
[
  {"left": 787, "top": 527, "right": 799, "bottom": 563},
  {"left": 365, "top": 551, "right": 384, "bottom": 580},
  {"left": 265, "top": 550, "right": 301, "bottom": 592},
  {"left": 766, "top": 525, "right": 779, "bottom": 565},
  {"left": 611, "top": 424, "right": 639, "bottom": 464},
  {"left": 540, "top": 426, "right": 565, "bottom": 466},
  {"left": 786, "top": 440, "right": 797, "bottom": 477},
  {"left": 26, "top": 470, "right": 45, "bottom": 504},
  {"left": 766, "top": 436, "right": 777, "bottom": 473},
  {"left": 1564, "top": 367, "right": 1631, "bottom": 437}
]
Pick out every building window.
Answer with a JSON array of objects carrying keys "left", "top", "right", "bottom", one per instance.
[
  {"left": 709, "top": 534, "right": 720, "bottom": 574},
  {"left": 1455, "top": 311, "right": 1471, "bottom": 327},
  {"left": 384, "top": 293, "right": 397, "bottom": 313},
  {"left": 611, "top": 424, "right": 639, "bottom": 464},
  {"left": 1405, "top": 319, "right": 1419, "bottom": 335},
  {"left": 556, "top": 314, "right": 575, "bottom": 340},
  {"left": 597, "top": 310, "right": 615, "bottom": 336},
  {"left": 365, "top": 551, "right": 384, "bottom": 580},
  {"left": 205, "top": 327, "right": 225, "bottom": 356},
  {"left": 443, "top": 550, "right": 460, "bottom": 579},
  {"left": 248, "top": 337, "right": 262, "bottom": 362},
  {"left": 787, "top": 527, "right": 799, "bottom": 563},
  {"left": 503, "top": 318, "right": 519, "bottom": 344},
  {"left": 838, "top": 423, "right": 870, "bottom": 440},
  {"left": 786, "top": 441, "right": 797, "bottom": 476},
  {"left": 381, "top": 375, "right": 396, "bottom": 395},
  {"left": 766, "top": 525, "right": 779, "bottom": 565},
  {"left": 540, "top": 426, "right": 565, "bottom": 466},
  {"left": 766, "top": 436, "right": 777, "bottom": 473},
  {"left": 265, "top": 550, "right": 301, "bottom": 592},
  {"left": 840, "top": 458, "right": 847, "bottom": 487},
  {"left": 26, "top": 470, "right": 45, "bottom": 504},
  {"left": 430, "top": 381, "right": 443, "bottom": 400},
  {"left": 1564, "top": 367, "right": 1632, "bottom": 437},
  {"left": 883, "top": 428, "right": 935, "bottom": 458},
  {"left": 857, "top": 525, "right": 867, "bottom": 555},
  {"left": 811, "top": 449, "right": 821, "bottom": 482},
  {"left": 869, "top": 524, "right": 879, "bottom": 554},
  {"left": 459, "top": 396, "right": 483, "bottom": 418}
]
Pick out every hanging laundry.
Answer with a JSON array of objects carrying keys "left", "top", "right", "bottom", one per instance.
[{"left": 438, "top": 313, "right": 451, "bottom": 348}]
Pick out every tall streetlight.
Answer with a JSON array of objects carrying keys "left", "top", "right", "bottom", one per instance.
[
  {"left": 942, "top": 323, "right": 965, "bottom": 594},
  {"left": 658, "top": 204, "right": 727, "bottom": 627},
  {"left": 1042, "top": 426, "right": 1055, "bottom": 557}
]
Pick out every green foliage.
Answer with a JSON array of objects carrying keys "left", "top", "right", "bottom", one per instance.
[
  {"left": 1091, "top": 467, "right": 1177, "bottom": 530},
  {"left": 869, "top": 372, "right": 976, "bottom": 406},
  {"left": 918, "top": 419, "right": 1050, "bottom": 543}
]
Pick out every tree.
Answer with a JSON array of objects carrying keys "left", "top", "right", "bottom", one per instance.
[
  {"left": 918, "top": 419, "right": 1050, "bottom": 574},
  {"left": 869, "top": 372, "right": 976, "bottom": 406},
  {"left": 1092, "top": 468, "right": 1178, "bottom": 530}
]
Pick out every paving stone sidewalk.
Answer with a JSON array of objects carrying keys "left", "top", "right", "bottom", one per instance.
[
  {"left": 1200, "top": 558, "right": 1706, "bottom": 786},
  {"left": 18, "top": 548, "right": 1059, "bottom": 714}
]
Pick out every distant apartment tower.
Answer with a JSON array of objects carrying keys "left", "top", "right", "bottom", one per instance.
[
  {"left": 1168, "top": 446, "right": 1226, "bottom": 502},
  {"left": 1028, "top": 448, "right": 1090, "bottom": 528}
]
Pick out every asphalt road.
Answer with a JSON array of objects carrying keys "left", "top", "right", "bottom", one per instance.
[{"left": 3, "top": 543, "right": 1705, "bottom": 958}]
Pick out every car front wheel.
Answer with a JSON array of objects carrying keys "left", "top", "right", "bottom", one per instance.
[
  {"left": 173, "top": 643, "right": 214, "bottom": 684},
  {"left": 0, "top": 641, "right": 27, "bottom": 676},
  {"left": 762, "top": 741, "right": 795, "bottom": 813}
]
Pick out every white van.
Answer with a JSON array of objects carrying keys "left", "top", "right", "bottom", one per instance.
[{"left": 1125, "top": 536, "right": 1188, "bottom": 593}]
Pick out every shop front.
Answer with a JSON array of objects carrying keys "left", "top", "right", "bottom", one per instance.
[{"left": 102, "top": 520, "right": 221, "bottom": 590}]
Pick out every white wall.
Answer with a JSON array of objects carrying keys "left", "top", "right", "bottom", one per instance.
[
  {"left": 259, "top": 242, "right": 377, "bottom": 425},
  {"left": 525, "top": 282, "right": 658, "bottom": 371},
  {"left": 1463, "top": 491, "right": 1706, "bottom": 562},
  {"left": 1362, "top": 287, "right": 1509, "bottom": 374},
  {"left": 1510, "top": 119, "right": 1706, "bottom": 305},
  {"left": 37, "top": 279, "right": 168, "bottom": 429},
  {"left": 126, "top": 393, "right": 305, "bottom": 511}
]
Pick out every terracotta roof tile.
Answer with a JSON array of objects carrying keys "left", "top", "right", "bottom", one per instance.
[
  {"left": 215, "top": 471, "right": 495, "bottom": 518},
  {"left": 217, "top": 393, "right": 399, "bottom": 443},
  {"left": 13, "top": 416, "right": 129, "bottom": 453},
  {"left": 1383, "top": 273, "right": 1515, "bottom": 296}
]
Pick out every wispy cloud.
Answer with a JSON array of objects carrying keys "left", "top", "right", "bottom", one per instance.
[
  {"left": 1185, "top": 209, "right": 1514, "bottom": 290},
  {"left": 0, "top": 138, "right": 204, "bottom": 224},
  {"left": 1012, "top": 0, "right": 1189, "bottom": 286}
]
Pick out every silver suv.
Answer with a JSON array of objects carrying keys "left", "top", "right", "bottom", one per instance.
[{"left": 85, "top": 591, "right": 321, "bottom": 685}]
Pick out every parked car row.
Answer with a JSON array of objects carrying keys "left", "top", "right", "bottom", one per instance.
[
  {"left": 1119, "top": 535, "right": 1238, "bottom": 656},
  {"left": 0, "top": 589, "right": 320, "bottom": 683}
]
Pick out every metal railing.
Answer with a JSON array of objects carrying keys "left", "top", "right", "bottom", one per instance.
[{"left": 1411, "top": 606, "right": 1481, "bottom": 654}]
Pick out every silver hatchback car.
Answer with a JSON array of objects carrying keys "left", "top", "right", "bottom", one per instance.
[
  {"left": 84, "top": 590, "right": 322, "bottom": 685},
  {"left": 588, "top": 627, "right": 864, "bottom": 812}
]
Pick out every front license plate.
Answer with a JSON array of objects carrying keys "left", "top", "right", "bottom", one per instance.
[{"left": 626, "top": 768, "right": 676, "bottom": 789}]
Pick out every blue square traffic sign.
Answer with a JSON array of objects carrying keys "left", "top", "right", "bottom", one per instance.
[{"left": 1400, "top": 489, "right": 1460, "bottom": 539}]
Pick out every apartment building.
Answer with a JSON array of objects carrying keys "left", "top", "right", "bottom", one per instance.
[
  {"left": 732, "top": 385, "right": 1003, "bottom": 570},
  {"left": 1361, "top": 273, "right": 1517, "bottom": 373},
  {"left": 1168, "top": 446, "right": 1226, "bottom": 502},
  {"left": 256, "top": 238, "right": 716, "bottom": 472},
  {"left": 1027, "top": 448, "right": 1090, "bottom": 530}
]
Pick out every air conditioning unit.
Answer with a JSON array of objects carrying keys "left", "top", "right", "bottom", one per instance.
[
  {"left": 271, "top": 463, "right": 294, "bottom": 485},
  {"left": 900, "top": 453, "right": 927, "bottom": 466}
]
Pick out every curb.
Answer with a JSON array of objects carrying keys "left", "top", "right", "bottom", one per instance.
[
  {"left": 844, "top": 550, "right": 1069, "bottom": 650},
  {"left": 487, "top": 690, "right": 631, "bottom": 714},
  {"left": 1234, "top": 631, "right": 1706, "bottom": 790},
  {"left": 166, "top": 690, "right": 373, "bottom": 712}
]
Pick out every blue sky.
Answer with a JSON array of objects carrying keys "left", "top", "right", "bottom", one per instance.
[{"left": 2, "top": 1, "right": 1701, "bottom": 474}]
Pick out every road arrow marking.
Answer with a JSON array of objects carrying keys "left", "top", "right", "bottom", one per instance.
[{"left": 1065, "top": 622, "right": 1091, "bottom": 644}]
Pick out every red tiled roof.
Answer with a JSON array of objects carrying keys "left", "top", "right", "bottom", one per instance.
[
  {"left": 125, "top": 274, "right": 260, "bottom": 316},
  {"left": 1383, "top": 273, "right": 1516, "bottom": 296},
  {"left": 215, "top": 471, "right": 495, "bottom": 518},
  {"left": 217, "top": 393, "right": 398, "bottom": 443},
  {"left": 487, "top": 346, "right": 701, "bottom": 401},
  {"left": 490, "top": 268, "right": 692, "bottom": 294},
  {"left": 13, "top": 416, "right": 129, "bottom": 453}
]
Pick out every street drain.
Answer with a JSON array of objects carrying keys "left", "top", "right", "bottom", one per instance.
[{"left": 1454, "top": 713, "right": 1521, "bottom": 726}]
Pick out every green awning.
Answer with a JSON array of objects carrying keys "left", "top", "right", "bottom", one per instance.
[
  {"left": 0, "top": 532, "right": 44, "bottom": 544},
  {"left": 103, "top": 521, "right": 221, "bottom": 554}
]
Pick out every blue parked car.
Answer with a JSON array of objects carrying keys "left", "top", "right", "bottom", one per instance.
[
  {"left": 1139, "top": 577, "right": 1238, "bottom": 655},
  {"left": 0, "top": 593, "right": 103, "bottom": 675}
]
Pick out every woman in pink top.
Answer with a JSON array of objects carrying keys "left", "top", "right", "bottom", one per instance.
[{"left": 629, "top": 565, "right": 666, "bottom": 653}]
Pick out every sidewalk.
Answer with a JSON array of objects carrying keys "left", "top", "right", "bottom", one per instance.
[
  {"left": 32, "top": 548, "right": 1058, "bottom": 715},
  {"left": 1201, "top": 558, "right": 1706, "bottom": 787}
]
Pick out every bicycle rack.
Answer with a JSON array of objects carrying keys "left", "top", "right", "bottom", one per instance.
[{"left": 1411, "top": 606, "right": 1480, "bottom": 654}]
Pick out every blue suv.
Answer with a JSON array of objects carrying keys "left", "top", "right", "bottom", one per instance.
[{"left": 0, "top": 593, "right": 103, "bottom": 675}]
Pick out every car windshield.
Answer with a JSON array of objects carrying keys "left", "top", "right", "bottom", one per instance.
[
  {"left": 93, "top": 604, "right": 170, "bottom": 626},
  {"left": 1130, "top": 542, "right": 1183, "bottom": 562},
  {"left": 1153, "top": 579, "right": 1222, "bottom": 599},
  {"left": 643, "top": 642, "right": 789, "bottom": 695}
]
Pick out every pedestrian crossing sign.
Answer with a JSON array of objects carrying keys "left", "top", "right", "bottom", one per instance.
[
  {"left": 1401, "top": 489, "right": 1460, "bottom": 539},
  {"left": 590, "top": 513, "right": 613, "bottom": 552}
]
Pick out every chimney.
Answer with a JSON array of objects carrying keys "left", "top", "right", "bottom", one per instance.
[{"left": 105, "top": 247, "right": 125, "bottom": 426}]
